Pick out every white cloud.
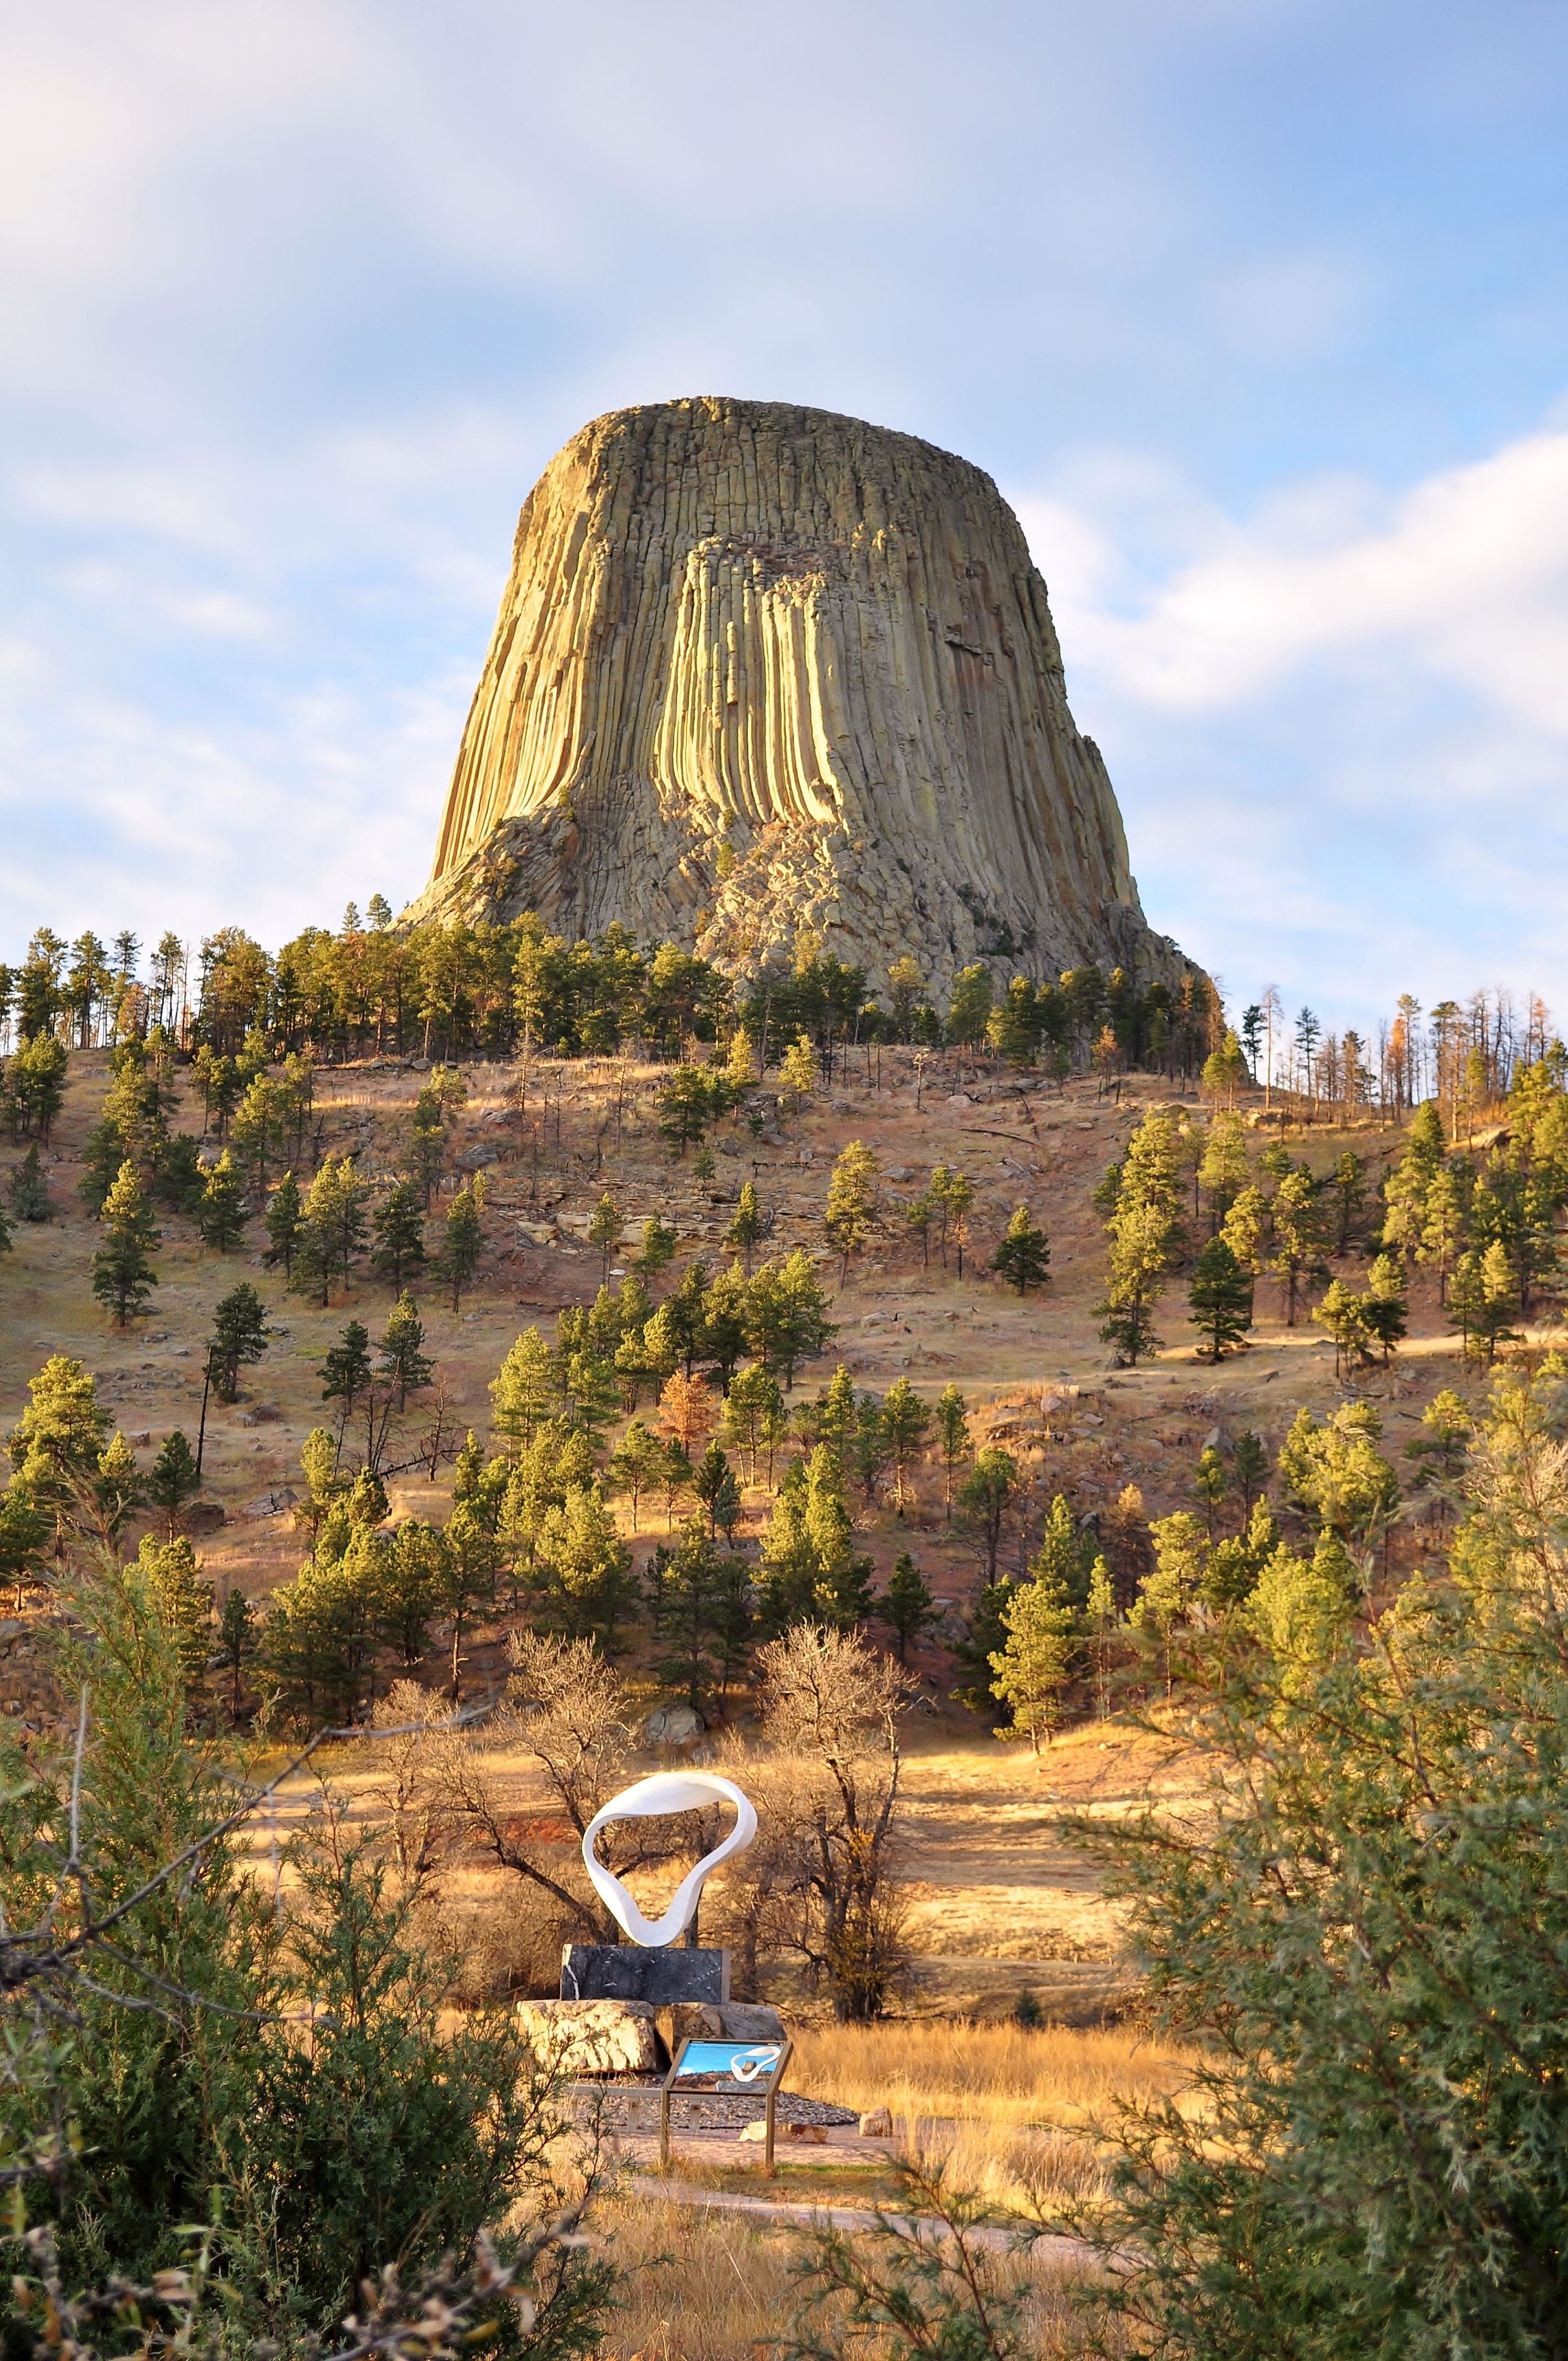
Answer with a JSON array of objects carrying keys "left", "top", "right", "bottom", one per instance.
[{"left": 1020, "top": 423, "right": 1568, "bottom": 735}]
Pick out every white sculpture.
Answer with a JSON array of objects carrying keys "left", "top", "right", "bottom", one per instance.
[{"left": 581, "top": 1771, "right": 758, "bottom": 1947}]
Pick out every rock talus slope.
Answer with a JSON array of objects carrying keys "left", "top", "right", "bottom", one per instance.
[{"left": 412, "top": 397, "right": 1186, "bottom": 993}]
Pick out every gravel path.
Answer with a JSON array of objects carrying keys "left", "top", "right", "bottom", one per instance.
[
  {"left": 568, "top": 2083, "right": 859, "bottom": 2130},
  {"left": 626, "top": 2178, "right": 1095, "bottom": 2264}
]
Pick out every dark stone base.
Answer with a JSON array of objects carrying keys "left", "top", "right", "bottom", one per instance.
[{"left": 561, "top": 1944, "right": 731, "bottom": 2002}]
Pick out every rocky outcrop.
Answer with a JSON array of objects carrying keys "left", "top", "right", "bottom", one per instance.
[{"left": 411, "top": 397, "right": 1185, "bottom": 996}]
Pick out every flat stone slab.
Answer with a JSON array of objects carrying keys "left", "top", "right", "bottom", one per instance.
[
  {"left": 516, "top": 1999, "right": 663, "bottom": 2076},
  {"left": 561, "top": 1944, "right": 731, "bottom": 2003}
]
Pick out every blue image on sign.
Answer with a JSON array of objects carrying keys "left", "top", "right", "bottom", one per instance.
[{"left": 673, "top": 2041, "right": 784, "bottom": 2085}]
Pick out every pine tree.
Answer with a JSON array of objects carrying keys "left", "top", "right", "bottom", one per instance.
[
  {"left": 694, "top": 1441, "right": 742, "bottom": 1538},
  {"left": 293, "top": 1155, "right": 369, "bottom": 1305},
  {"left": 587, "top": 1189, "right": 623, "bottom": 1283},
  {"left": 880, "top": 1376, "right": 932, "bottom": 1515},
  {"left": 1198, "top": 1112, "right": 1250, "bottom": 1229},
  {"left": 1194, "top": 1446, "right": 1227, "bottom": 1537},
  {"left": 320, "top": 1319, "right": 373, "bottom": 1448},
  {"left": 8, "top": 1145, "right": 52, "bottom": 1223},
  {"left": 408, "top": 1086, "right": 448, "bottom": 1207},
  {"left": 823, "top": 1140, "right": 880, "bottom": 1285},
  {"left": 196, "top": 1149, "right": 248, "bottom": 1253},
  {"left": 1232, "top": 1428, "right": 1270, "bottom": 1515},
  {"left": 1030, "top": 1491, "right": 1098, "bottom": 1610},
  {"left": 778, "top": 1032, "right": 818, "bottom": 1114},
  {"left": 371, "top": 1178, "right": 427, "bottom": 1291},
  {"left": 137, "top": 1533, "right": 212, "bottom": 1692},
  {"left": 216, "top": 1585, "right": 253, "bottom": 1722},
  {"left": 535, "top": 1482, "right": 635, "bottom": 1648},
  {"left": 647, "top": 1517, "right": 752, "bottom": 1714},
  {"left": 379, "top": 1292, "right": 434, "bottom": 1410},
  {"left": 1418, "top": 1163, "right": 1467, "bottom": 1303},
  {"left": 207, "top": 1282, "right": 269, "bottom": 1404},
  {"left": 607, "top": 1416, "right": 666, "bottom": 1532},
  {"left": 878, "top": 1550, "right": 938, "bottom": 1663},
  {"left": 958, "top": 1445, "right": 1021, "bottom": 1581},
  {"left": 1270, "top": 1167, "right": 1323, "bottom": 1326},
  {"left": 991, "top": 1204, "right": 1051, "bottom": 1294},
  {"left": 489, "top": 1325, "right": 560, "bottom": 1453},
  {"left": 91, "top": 1160, "right": 160, "bottom": 1327},
  {"left": 946, "top": 964, "right": 993, "bottom": 1056},
  {"left": 263, "top": 1168, "right": 303, "bottom": 1276},
  {"left": 147, "top": 1429, "right": 201, "bottom": 1537},
  {"left": 1135, "top": 1511, "right": 1207, "bottom": 1696},
  {"left": 935, "top": 1383, "right": 970, "bottom": 1517},
  {"left": 1188, "top": 1234, "right": 1254, "bottom": 1361},
  {"left": 1085, "top": 1554, "right": 1118, "bottom": 1720},
  {"left": 720, "top": 1365, "right": 785, "bottom": 1485},
  {"left": 630, "top": 1212, "right": 678, "bottom": 1283},
  {"left": 989, "top": 1569, "right": 1075, "bottom": 1752},
  {"left": 1362, "top": 1252, "right": 1409, "bottom": 1361},
  {"left": 439, "top": 1175, "right": 486, "bottom": 1311},
  {"left": 934, "top": 1167, "right": 978, "bottom": 1277},
  {"left": 724, "top": 1179, "right": 765, "bottom": 1273}
]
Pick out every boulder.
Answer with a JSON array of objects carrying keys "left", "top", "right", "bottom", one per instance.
[
  {"left": 641, "top": 1703, "right": 704, "bottom": 1747},
  {"left": 859, "top": 2107, "right": 894, "bottom": 2137},
  {"left": 657, "top": 2000, "right": 787, "bottom": 2055},
  {"left": 514, "top": 1998, "right": 665, "bottom": 2077}
]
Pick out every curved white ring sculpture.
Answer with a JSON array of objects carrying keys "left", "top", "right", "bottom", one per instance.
[{"left": 581, "top": 1772, "right": 758, "bottom": 1948}]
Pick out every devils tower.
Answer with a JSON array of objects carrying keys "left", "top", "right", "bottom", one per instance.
[{"left": 412, "top": 396, "right": 1184, "bottom": 994}]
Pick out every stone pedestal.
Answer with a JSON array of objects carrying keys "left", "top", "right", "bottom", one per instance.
[{"left": 561, "top": 1943, "right": 731, "bottom": 2003}]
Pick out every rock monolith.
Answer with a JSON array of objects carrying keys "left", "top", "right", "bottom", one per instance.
[{"left": 412, "top": 396, "right": 1183, "bottom": 994}]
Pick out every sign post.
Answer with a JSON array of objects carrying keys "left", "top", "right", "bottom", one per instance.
[{"left": 659, "top": 2035, "right": 793, "bottom": 2173}]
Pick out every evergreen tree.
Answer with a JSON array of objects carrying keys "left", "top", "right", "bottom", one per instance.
[
  {"left": 263, "top": 1168, "right": 304, "bottom": 1277},
  {"left": 216, "top": 1584, "right": 254, "bottom": 1722},
  {"left": 880, "top": 1375, "right": 932, "bottom": 1515},
  {"left": 137, "top": 1533, "right": 213, "bottom": 1691},
  {"left": 1096, "top": 1110, "right": 1182, "bottom": 1365},
  {"left": 1362, "top": 1252, "right": 1409, "bottom": 1361},
  {"left": 320, "top": 1319, "right": 373, "bottom": 1447},
  {"left": 91, "top": 1159, "right": 160, "bottom": 1327},
  {"left": 1232, "top": 1428, "right": 1270, "bottom": 1515},
  {"left": 720, "top": 1365, "right": 786, "bottom": 1485},
  {"left": 946, "top": 963, "right": 993, "bottom": 1056},
  {"left": 370, "top": 1178, "right": 426, "bottom": 1291},
  {"left": 933, "top": 1166, "right": 978, "bottom": 1277},
  {"left": 8, "top": 1145, "right": 52, "bottom": 1222},
  {"left": 724, "top": 1178, "right": 765, "bottom": 1273},
  {"left": 1330, "top": 1149, "right": 1367, "bottom": 1252},
  {"left": 693, "top": 1441, "right": 742, "bottom": 1538},
  {"left": 778, "top": 1032, "right": 818, "bottom": 1114},
  {"left": 823, "top": 1139, "right": 880, "bottom": 1285},
  {"left": 147, "top": 1429, "right": 201, "bottom": 1538},
  {"left": 1031, "top": 1491, "right": 1098, "bottom": 1610},
  {"left": 991, "top": 1203, "right": 1051, "bottom": 1294},
  {"left": 1188, "top": 1234, "right": 1253, "bottom": 1361},
  {"left": 408, "top": 1085, "right": 448, "bottom": 1208},
  {"left": 207, "top": 1283, "right": 269, "bottom": 1404},
  {"left": 1198, "top": 1112, "right": 1250, "bottom": 1229},
  {"left": 958, "top": 1445, "right": 1021, "bottom": 1582},
  {"left": 490, "top": 1326, "right": 561, "bottom": 1454},
  {"left": 535, "top": 1482, "right": 635, "bottom": 1648},
  {"left": 1418, "top": 1162, "right": 1467, "bottom": 1302},
  {"left": 647, "top": 1516, "right": 753, "bottom": 1713},
  {"left": 1403, "top": 1387, "right": 1474, "bottom": 1524},
  {"left": 1134, "top": 1511, "right": 1208, "bottom": 1695},
  {"left": 935, "top": 1382, "right": 970, "bottom": 1517},
  {"left": 1194, "top": 1445, "right": 1228, "bottom": 1537},
  {"left": 630, "top": 1212, "right": 678, "bottom": 1283},
  {"left": 293, "top": 1155, "right": 370, "bottom": 1305},
  {"left": 195, "top": 1149, "right": 248, "bottom": 1253},
  {"left": 607, "top": 1415, "right": 666, "bottom": 1532},
  {"left": 1270, "top": 1166, "right": 1324, "bottom": 1326},
  {"left": 587, "top": 1189, "right": 623, "bottom": 1283},
  {"left": 1085, "top": 1552, "right": 1119, "bottom": 1720},
  {"left": 439, "top": 1175, "right": 486, "bottom": 1311},
  {"left": 989, "top": 1567, "right": 1075, "bottom": 1751},
  {"left": 378, "top": 1292, "right": 434, "bottom": 1410},
  {"left": 877, "top": 1551, "right": 938, "bottom": 1664}
]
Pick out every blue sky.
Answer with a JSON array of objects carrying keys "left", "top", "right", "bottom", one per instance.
[{"left": 3, "top": 0, "right": 1568, "bottom": 1031}]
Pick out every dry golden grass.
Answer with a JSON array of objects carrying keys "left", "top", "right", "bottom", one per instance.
[
  {"left": 594, "top": 2196, "right": 1116, "bottom": 2361},
  {"left": 785, "top": 2018, "right": 1195, "bottom": 2218},
  {"left": 788, "top": 2017, "right": 1192, "bottom": 2132}
]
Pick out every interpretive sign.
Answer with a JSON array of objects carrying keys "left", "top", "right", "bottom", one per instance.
[{"left": 659, "top": 2034, "right": 793, "bottom": 2170}]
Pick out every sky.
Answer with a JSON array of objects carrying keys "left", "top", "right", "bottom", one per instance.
[{"left": 3, "top": 0, "right": 1568, "bottom": 1032}]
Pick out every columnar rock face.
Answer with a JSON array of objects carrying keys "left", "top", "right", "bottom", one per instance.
[{"left": 412, "top": 396, "right": 1183, "bottom": 994}]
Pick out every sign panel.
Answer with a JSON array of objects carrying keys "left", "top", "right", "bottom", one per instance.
[{"left": 669, "top": 2040, "right": 785, "bottom": 2087}]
